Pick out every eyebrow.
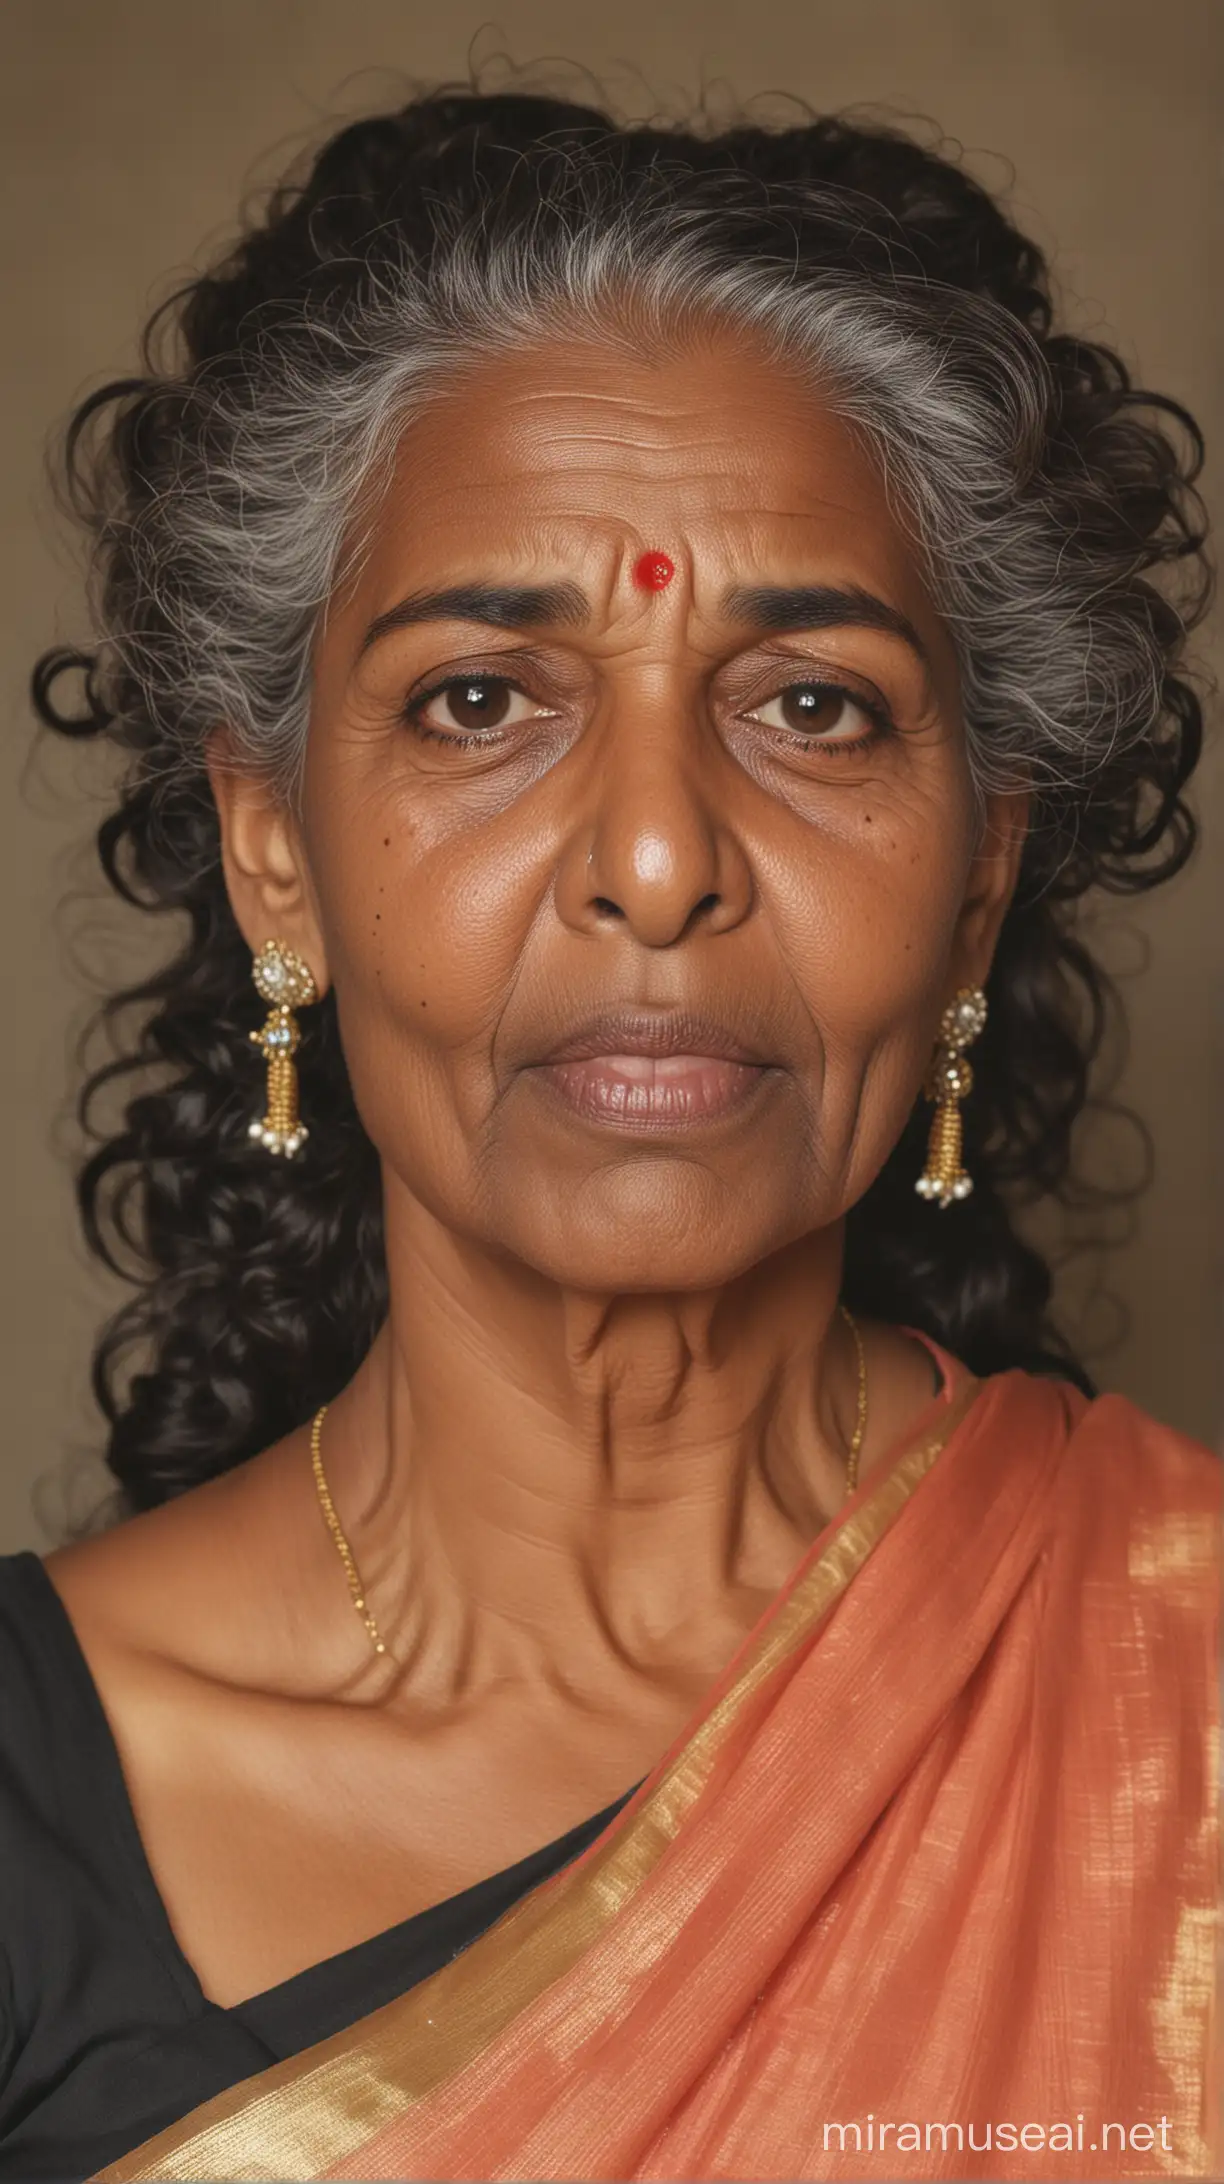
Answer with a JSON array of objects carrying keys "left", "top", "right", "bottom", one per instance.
[
  {"left": 360, "top": 582, "right": 589, "bottom": 653},
  {"left": 721, "top": 583, "right": 930, "bottom": 664}
]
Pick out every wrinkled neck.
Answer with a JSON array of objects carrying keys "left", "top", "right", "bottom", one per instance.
[{"left": 327, "top": 1188, "right": 861, "bottom": 1695}]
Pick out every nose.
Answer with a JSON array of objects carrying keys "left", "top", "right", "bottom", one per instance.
[{"left": 555, "top": 717, "right": 754, "bottom": 949}]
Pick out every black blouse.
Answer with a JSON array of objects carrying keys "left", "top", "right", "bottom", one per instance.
[{"left": 0, "top": 1550, "right": 638, "bottom": 2181}]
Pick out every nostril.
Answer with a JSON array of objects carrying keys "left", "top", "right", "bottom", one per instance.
[{"left": 593, "top": 897, "right": 625, "bottom": 917}]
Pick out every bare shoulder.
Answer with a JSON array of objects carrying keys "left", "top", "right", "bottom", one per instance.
[{"left": 44, "top": 1427, "right": 323, "bottom": 1689}]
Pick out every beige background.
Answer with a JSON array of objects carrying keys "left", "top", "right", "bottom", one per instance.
[{"left": 2, "top": 0, "right": 1219, "bottom": 1550}]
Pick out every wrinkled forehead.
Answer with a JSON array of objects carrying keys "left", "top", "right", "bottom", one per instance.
[{"left": 347, "top": 329, "right": 936, "bottom": 616}]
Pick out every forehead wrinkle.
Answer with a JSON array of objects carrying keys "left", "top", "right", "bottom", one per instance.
[
  {"left": 387, "top": 374, "right": 936, "bottom": 617},
  {"left": 496, "top": 378, "right": 719, "bottom": 417},
  {"left": 413, "top": 421, "right": 898, "bottom": 520},
  {"left": 491, "top": 393, "right": 773, "bottom": 458},
  {"left": 505, "top": 430, "right": 752, "bottom": 476}
]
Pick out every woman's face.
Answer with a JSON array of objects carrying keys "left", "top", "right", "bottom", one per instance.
[{"left": 224, "top": 326, "right": 1025, "bottom": 1290}]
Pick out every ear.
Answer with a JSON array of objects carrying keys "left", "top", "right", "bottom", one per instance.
[
  {"left": 948, "top": 786, "right": 1030, "bottom": 990},
  {"left": 206, "top": 732, "right": 330, "bottom": 994}
]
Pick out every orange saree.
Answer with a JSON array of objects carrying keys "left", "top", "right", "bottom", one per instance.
[{"left": 97, "top": 1348, "right": 1221, "bottom": 2182}]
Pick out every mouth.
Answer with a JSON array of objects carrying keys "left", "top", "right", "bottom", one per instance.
[{"left": 525, "top": 1007, "right": 777, "bottom": 1131}]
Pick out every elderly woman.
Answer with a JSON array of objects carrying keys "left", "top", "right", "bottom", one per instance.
[{"left": 3, "top": 86, "right": 1217, "bottom": 2184}]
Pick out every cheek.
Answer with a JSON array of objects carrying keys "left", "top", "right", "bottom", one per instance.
[
  {"left": 308, "top": 805, "right": 533, "bottom": 1128},
  {"left": 765, "top": 803, "right": 975, "bottom": 1159},
  {"left": 777, "top": 799, "right": 972, "bottom": 1016}
]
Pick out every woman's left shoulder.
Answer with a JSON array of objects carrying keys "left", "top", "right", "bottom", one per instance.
[
  {"left": 1063, "top": 1382, "right": 1221, "bottom": 1519},
  {"left": 1071, "top": 1383, "right": 1219, "bottom": 1465}
]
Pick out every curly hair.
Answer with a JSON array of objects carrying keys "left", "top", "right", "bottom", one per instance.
[{"left": 33, "top": 85, "right": 1209, "bottom": 1512}]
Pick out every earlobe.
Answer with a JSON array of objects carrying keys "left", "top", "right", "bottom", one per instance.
[
  {"left": 205, "top": 730, "right": 330, "bottom": 994},
  {"left": 954, "top": 787, "right": 1030, "bottom": 985}
]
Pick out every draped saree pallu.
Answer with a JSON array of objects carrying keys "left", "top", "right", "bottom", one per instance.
[{"left": 97, "top": 1355, "right": 1222, "bottom": 2184}]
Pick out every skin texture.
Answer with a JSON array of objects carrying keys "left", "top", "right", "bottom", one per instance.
[{"left": 48, "top": 327, "right": 1027, "bottom": 2007}]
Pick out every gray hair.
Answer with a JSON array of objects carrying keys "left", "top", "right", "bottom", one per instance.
[{"left": 94, "top": 172, "right": 1164, "bottom": 814}]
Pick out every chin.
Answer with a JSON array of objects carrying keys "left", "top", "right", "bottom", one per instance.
[{"left": 505, "top": 1187, "right": 814, "bottom": 1298}]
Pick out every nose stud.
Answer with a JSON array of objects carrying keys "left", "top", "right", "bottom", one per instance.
[{"left": 633, "top": 550, "right": 675, "bottom": 591}]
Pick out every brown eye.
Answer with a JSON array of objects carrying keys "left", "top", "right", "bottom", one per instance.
[
  {"left": 745, "top": 681, "right": 887, "bottom": 748},
  {"left": 781, "top": 686, "right": 844, "bottom": 734},
  {"left": 409, "top": 675, "right": 550, "bottom": 741},
  {"left": 443, "top": 678, "right": 513, "bottom": 729}
]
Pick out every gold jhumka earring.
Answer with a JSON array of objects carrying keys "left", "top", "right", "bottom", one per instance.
[
  {"left": 248, "top": 940, "right": 318, "bottom": 1158},
  {"left": 915, "top": 985, "right": 988, "bottom": 1208}
]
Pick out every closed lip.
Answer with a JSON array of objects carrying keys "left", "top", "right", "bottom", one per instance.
[{"left": 531, "top": 1007, "right": 774, "bottom": 1067}]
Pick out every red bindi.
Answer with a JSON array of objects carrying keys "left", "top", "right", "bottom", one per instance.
[{"left": 632, "top": 550, "right": 676, "bottom": 592}]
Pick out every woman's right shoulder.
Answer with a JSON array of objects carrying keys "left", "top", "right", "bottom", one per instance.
[
  {"left": 0, "top": 1470, "right": 282, "bottom": 1843},
  {"left": 0, "top": 1551, "right": 74, "bottom": 1737},
  {"left": 41, "top": 1422, "right": 343, "bottom": 1702},
  {"left": 0, "top": 1552, "right": 104, "bottom": 1826},
  {"left": 0, "top": 1550, "right": 115, "bottom": 2054}
]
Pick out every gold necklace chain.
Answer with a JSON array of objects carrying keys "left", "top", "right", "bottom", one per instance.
[
  {"left": 309, "top": 1308, "right": 867, "bottom": 1660},
  {"left": 838, "top": 1301, "right": 868, "bottom": 1498},
  {"left": 310, "top": 1404, "right": 388, "bottom": 1658}
]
